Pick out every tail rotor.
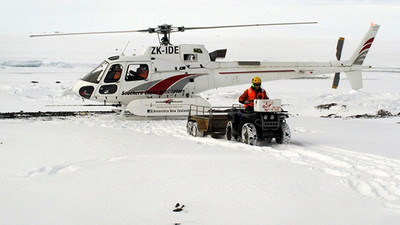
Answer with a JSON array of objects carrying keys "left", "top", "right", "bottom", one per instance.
[{"left": 332, "top": 37, "right": 345, "bottom": 89}]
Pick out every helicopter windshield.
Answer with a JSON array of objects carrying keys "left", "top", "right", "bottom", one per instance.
[{"left": 82, "top": 61, "right": 109, "bottom": 83}]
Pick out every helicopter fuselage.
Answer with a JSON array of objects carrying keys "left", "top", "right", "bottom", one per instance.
[
  {"left": 72, "top": 24, "right": 379, "bottom": 116},
  {"left": 73, "top": 44, "right": 353, "bottom": 105}
]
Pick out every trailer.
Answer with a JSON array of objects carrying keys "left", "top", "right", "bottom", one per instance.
[
  {"left": 186, "top": 104, "right": 235, "bottom": 137},
  {"left": 186, "top": 99, "right": 291, "bottom": 145}
]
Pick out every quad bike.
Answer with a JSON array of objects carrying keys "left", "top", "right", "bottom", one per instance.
[{"left": 187, "top": 99, "right": 291, "bottom": 145}]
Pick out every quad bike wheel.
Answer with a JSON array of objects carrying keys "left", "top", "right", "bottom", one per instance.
[
  {"left": 276, "top": 122, "right": 291, "bottom": 144},
  {"left": 241, "top": 123, "right": 257, "bottom": 145}
]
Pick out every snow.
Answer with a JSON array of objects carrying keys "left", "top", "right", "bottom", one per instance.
[
  {"left": 1, "top": 117, "right": 400, "bottom": 224},
  {"left": 1, "top": 33, "right": 400, "bottom": 224}
]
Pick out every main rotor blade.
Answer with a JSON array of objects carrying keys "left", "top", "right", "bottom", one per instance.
[
  {"left": 30, "top": 29, "right": 149, "bottom": 37},
  {"left": 30, "top": 21, "right": 317, "bottom": 37},
  {"left": 181, "top": 22, "right": 317, "bottom": 31}
]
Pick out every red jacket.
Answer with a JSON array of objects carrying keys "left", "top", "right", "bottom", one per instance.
[{"left": 239, "top": 87, "right": 268, "bottom": 108}]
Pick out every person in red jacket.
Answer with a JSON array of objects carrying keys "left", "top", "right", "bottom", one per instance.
[{"left": 238, "top": 76, "right": 269, "bottom": 111}]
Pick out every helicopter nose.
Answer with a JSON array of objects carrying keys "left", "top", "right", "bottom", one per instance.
[{"left": 73, "top": 80, "right": 95, "bottom": 99}]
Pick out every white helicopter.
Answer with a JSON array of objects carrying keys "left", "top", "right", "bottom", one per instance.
[{"left": 32, "top": 22, "right": 380, "bottom": 117}]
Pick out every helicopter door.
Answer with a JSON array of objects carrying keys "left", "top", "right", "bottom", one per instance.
[
  {"left": 96, "top": 63, "right": 124, "bottom": 101},
  {"left": 186, "top": 77, "right": 195, "bottom": 96},
  {"left": 118, "top": 63, "right": 151, "bottom": 100}
]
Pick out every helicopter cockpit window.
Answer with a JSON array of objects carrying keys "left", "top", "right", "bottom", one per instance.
[
  {"left": 104, "top": 64, "right": 123, "bottom": 83},
  {"left": 82, "top": 61, "right": 109, "bottom": 84},
  {"left": 125, "top": 64, "right": 149, "bottom": 81}
]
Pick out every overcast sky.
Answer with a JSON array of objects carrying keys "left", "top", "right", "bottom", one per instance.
[{"left": 1, "top": 0, "right": 399, "bottom": 39}]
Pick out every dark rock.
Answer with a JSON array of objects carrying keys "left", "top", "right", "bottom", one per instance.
[
  {"left": 376, "top": 109, "right": 392, "bottom": 117},
  {"left": 315, "top": 103, "right": 337, "bottom": 110}
]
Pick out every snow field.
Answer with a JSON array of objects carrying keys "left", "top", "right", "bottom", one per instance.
[
  {"left": 1, "top": 116, "right": 399, "bottom": 225},
  {"left": 79, "top": 114, "right": 400, "bottom": 209}
]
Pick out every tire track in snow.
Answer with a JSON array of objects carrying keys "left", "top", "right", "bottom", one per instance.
[
  {"left": 77, "top": 116, "right": 400, "bottom": 209},
  {"left": 124, "top": 118, "right": 400, "bottom": 209},
  {"left": 268, "top": 144, "right": 400, "bottom": 209}
]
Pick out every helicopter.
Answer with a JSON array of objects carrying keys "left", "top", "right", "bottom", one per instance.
[{"left": 31, "top": 22, "right": 380, "bottom": 117}]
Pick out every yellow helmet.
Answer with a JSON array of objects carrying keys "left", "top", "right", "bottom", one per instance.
[{"left": 252, "top": 76, "right": 261, "bottom": 84}]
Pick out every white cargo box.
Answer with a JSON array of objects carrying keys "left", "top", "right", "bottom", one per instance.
[{"left": 254, "top": 99, "right": 282, "bottom": 112}]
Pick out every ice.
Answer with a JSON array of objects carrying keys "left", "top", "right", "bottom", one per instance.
[{"left": 0, "top": 60, "right": 43, "bottom": 67}]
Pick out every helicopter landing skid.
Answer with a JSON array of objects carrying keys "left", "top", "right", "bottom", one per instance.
[{"left": 126, "top": 96, "right": 211, "bottom": 117}]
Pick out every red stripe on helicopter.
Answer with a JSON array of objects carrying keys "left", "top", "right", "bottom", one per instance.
[
  {"left": 145, "top": 73, "right": 206, "bottom": 95},
  {"left": 359, "top": 43, "right": 372, "bottom": 54},
  {"left": 219, "top": 70, "right": 296, "bottom": 75},
  {"left": 359, "top": 38, "right": 374, "bottom": 53},
  {"left": 364, "top": 37, "right": 374, "bottom": 46}
]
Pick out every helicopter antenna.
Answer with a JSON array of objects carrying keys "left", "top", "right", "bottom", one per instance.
[
  {"left": 121, "top": 41, "right": 130, "bottom": 56},
  {"left": 30, "top": 21, "right": 317, "bottom": 46}
]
